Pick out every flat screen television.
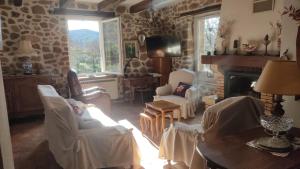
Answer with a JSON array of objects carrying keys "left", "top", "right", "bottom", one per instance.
[{"left": 146, "top": 35, "right": 181, "bottom": 57}]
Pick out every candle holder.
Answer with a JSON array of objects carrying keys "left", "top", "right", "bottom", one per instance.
[{"left": 263, "top": 34, "right": 271, "bottom": 56}]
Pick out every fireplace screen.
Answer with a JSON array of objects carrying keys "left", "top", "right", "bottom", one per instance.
[{"left": 224, "top": 71, "right": 261, "bottom": 98}]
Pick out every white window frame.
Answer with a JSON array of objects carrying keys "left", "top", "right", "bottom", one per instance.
[
  {"left": 194, "top": 11, "right": 220, "bottom": 72},
  {"left": 100, "top": 17, "right": 123, "bottom": 75},
  {"left": 66, "top": 16, "right": 123, "bottom": 76}
]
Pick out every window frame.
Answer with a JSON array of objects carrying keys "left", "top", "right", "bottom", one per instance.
[
  {"left": 194, "top": 11, "right": 220, "bottom": 72},
  {"left": 100, "top": 17, "right": 123, "bottom": 75},
  {"left": 66, "top": 16, "right": 123, "bottom": 77}
]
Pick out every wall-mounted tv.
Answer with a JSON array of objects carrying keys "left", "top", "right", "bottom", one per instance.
[{"left": 146, "top": 35, "right": 181, "bottom": 58}]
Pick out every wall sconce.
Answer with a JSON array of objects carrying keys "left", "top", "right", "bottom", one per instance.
[{"left": 137, "top": 33, "right": 146, "bottom": 47}]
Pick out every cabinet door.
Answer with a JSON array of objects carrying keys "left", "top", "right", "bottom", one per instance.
[
  {"left": 14, "top": 78, "right": 43, "bottom": 116},
  {"left": 3, "top": 79, "right": 14, "bottom": 117}
]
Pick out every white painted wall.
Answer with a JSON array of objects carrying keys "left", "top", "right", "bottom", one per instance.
[
  {"left": 281, "top": 0, "right": 300, "bottom": 128},
  {"left": 0, "top": 61, "right": 15, "bottom": 169},
  {"left": 219, "top": 0, "right": 284, "bottom": 55}
]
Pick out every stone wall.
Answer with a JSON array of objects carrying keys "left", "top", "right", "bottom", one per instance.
[
  {"left": 117, "top": 0, "right": 221, "bottom": 77},
  {"left": 0, "top": 0, "right": 97, "bottom": 94},
  {"left": 117, "top": 8, "right": 160, "bottom": 77},
  {"left": 155, "top": 0, "right": 222, "bottom": 70}
]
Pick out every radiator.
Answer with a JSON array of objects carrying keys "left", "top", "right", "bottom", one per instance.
[{"left": 80, "top": 77, "right": 119, "bottom": 100}]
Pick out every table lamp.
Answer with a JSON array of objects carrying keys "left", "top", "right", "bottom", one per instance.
[
  {"left": 254, "top": 60, "right": 300, "bottom": 150},
  {"left": 254, "top": 60, "right": 300, "bottom": 116},
  {"left": 16, "top": 39, "right": 36, "bottom": 75}
]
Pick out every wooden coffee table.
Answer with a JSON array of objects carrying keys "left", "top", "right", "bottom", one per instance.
[{"left": 145, "top": 100, "right": 181, "bottom": 134}]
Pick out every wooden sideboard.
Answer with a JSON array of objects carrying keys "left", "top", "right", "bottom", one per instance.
[
  {"left": 3, "top": 75, "right": 54, "bottom": 119},
  {"left": 152, "top": 57, "right": 172, "bottom": 86}
]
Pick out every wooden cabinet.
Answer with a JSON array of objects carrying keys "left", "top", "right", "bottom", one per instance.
[
  {"left": 151, "top": 57, "right": 172, "bottom": 86},
  {"left": 3, "top": 75, "right": 54, "bottom": 119}
]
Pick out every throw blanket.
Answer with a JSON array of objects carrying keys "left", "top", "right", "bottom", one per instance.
[
  {"left": 159, "top": 96, "right": 264, "bottom": 168},
  {"left": 38, "top": 85, "right": 141, "bottom": 169}
]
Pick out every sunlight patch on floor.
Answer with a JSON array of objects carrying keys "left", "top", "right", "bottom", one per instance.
[{"left": 118, "top": 119, "right": 169, "bottom": 169}]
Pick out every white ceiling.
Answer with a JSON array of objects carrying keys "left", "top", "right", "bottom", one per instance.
[{"left": 75, "top": 0, "right": 144, "bottom": 7}]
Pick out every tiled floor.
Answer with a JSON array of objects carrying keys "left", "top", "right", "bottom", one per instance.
[{"left": 5, "top": 102, "right": 203, "bottom": 169}]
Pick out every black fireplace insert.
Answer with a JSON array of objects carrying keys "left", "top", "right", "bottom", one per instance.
[{"left": 224, "top": 71, "right": 261, "bottom": 98}]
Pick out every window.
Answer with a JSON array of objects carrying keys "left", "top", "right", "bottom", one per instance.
[
  {"left": 194, "top": 14, "right": 220, "bottom": 72},
  {"left": 67, "top": 17, "right": 122, "bottom": 76}
]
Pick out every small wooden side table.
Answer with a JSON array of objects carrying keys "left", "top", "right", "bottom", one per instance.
[{"left": 145, "top": 100, "right": 181, "bottom": 133}]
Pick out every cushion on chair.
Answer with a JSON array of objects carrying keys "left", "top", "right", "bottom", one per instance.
[
  {"left": 169, "top": 69, "right": 195, "bottom": 92},
  {"left": 67, "top": 99, "right": 85, "bottom": 116},
  {"left": 173, "top": 82, "right": 191, "bottom": 97}
]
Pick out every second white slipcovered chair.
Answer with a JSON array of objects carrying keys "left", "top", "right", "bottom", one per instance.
[{"left": 154, "top": 69, "right": 200, "bottom": 119}]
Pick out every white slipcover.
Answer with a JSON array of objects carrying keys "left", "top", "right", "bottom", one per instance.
[
  {"left": 159, "top": 96, "right": 264, "bottom": 168},
  {"left": 154, "top": 69, "right": 200, "bottom": 119},
  {"left": 38, "top": 85, "right": 141, "bottom": 169}
]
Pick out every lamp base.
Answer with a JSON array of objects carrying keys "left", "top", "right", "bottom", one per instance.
[
  {"left": 272, "top": 95, "right": 285, "bottom": 116},
  {"left": 257, "top": 136, "right": 292, "bottom": 151}
]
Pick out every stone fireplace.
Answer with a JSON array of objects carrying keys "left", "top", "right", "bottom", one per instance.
[{"left": 202, "top": 55, "right": 277, "bottom": 114}]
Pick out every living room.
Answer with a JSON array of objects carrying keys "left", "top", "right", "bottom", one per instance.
[{"left": 1, "top": 0, "right": 300, "bottom": 169}]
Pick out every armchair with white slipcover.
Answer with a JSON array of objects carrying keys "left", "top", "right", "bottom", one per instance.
[
  {"left": 38, "top": 85, "right": 140, "bottom": 169},
  {"left": 153, "top": 69, "right": 200, "bottom": 119}
]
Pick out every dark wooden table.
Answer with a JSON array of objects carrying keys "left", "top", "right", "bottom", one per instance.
[
  {"left": 123, "top": 76, "right": 159, "bottom": 102},
  {"left": 197, "top": 127, "right": 300, "bottom": 169}
]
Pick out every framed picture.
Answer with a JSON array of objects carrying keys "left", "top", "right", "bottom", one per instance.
[
  {"left": 0, "top": 17, "right": 3, "bottom": 51},
  {"left": 253, "top": 0, "right": 275, "bottom": 13},
  {"left": 124, "top": 40, "right": 138, "bottom": 59}
]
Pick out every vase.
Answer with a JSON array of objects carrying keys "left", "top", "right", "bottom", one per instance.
[{"left": 297, "top": 26, "right": 300, "bottom": 67}]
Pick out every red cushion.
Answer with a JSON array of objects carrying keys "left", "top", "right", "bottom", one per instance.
[{"left": 173, "top": 82, "right": 191, "bottom": 97}]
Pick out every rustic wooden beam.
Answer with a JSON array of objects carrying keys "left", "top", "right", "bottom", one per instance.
[
  {"left": 97, "top": 0, "right": 125, "bottom": 12},
  {"left": 201, "top": 55, "right": 279, "bottom": 68},
  {"left": 129, "top": 0, "right": 152, "bottom": 13},
  {"left": 52, "top": 8, "right": 115, "bottom": 18},
  {"left": 180, "top": 4, "right": 222, "bottom": 17}
]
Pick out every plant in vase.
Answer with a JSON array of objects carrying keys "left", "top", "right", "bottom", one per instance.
[
  {"left": 282, "top": 5, "right": 300, "bottom": 66},
  {"left": 270, "top": 21, "right": 282, "bottom": 56}
]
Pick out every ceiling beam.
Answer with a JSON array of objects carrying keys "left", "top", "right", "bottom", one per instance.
[
  {"left": 52, "top": 8, "right": 115, "bottom": 18},
  {"left": 97, "top": 0, "right": 125, "bottom": 11},
  {"left": 180, "top": 4, "right": 221, "bottom": 17},
  {"left": 129, "top": 0, "right": 152, "bottom": 13}
]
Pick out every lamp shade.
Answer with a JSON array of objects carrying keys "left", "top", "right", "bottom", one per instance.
[
  {"left": 16, "top": 40, "right": 35, "bottom": 56},
  {"left": 254, "top": 60, "right": 300, "bottom": 95}
]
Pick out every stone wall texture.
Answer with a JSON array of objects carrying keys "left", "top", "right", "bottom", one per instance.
[
  {"left": 0, "top": 0, "right": 221, "bottom": 95},
  {"left": 155, "top": 0, "right": 221, "bottom": 70},
  {"left": 0, "top": 0, "right": 97, "bottom": 94},
  {"left": 117, "top": 8, "right": 161, "bottom": 77},
  {"left": 118, "top": 0, "right": 221, "bottom": 77}
]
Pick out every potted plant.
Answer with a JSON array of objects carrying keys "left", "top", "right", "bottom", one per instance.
[{"left": 282, "top": 5, "right": 300, "bottom": 66}]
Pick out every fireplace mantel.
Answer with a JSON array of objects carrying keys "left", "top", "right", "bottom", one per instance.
[{"left": 201, "top": 55, "right": 279, "bottom": 68}]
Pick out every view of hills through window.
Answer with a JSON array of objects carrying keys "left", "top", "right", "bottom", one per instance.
[{"left": 67, "top": 20, "right": 101, "bottom": 74}]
